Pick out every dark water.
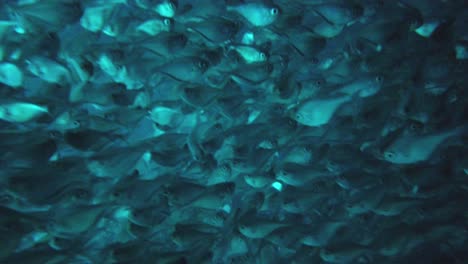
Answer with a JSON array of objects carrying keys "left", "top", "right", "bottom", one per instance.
[{"left": 0, "top": 0, "right": 467, "bottom": 263}]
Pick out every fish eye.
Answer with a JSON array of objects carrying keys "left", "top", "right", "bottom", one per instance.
[
  {"left": 49, "top": 131, "right": 61, "bottom": 138},
  {"left": 375, "top": 76, "right": 383, "bottom": 82},
  {"left": 403, "top": 105, "right": 410, "bottom": 114},
  {"left": 130, "top": 210, "right": 139, "bottom": 218},
  {"left": 185, "top": 88, "right": 195, "bottom": 95},
  {"left": 73, "top": 189, "right": 89, "bottom": 199},
  {"left": 0, "top": 194, "right": 13, "bottom": 204},
  {"left": 37, "top": 66, "right": 46, "bottom": 76},
  {"left": 197, "top": 60, "right": 207, "bottom": 69},
  {"left": 274, "top": 104, "right": 284, "bottom": 112},
  {"left": 315, "top": 80, "right": 323, "bottom": 86},
  {"left": 220, "top": 164, "right": 230, "bottom": 172},
  {"left": 270, "top": 7, "right": 279, "bottom": 16},
  {"left": 295, "top": 113, "right": 303, "bottom": 120},
  {"left": 104, "top": 113, "right": 115, "bottom": 120},
  {"left": 260, "top": 52, "right": 266, "bottom": 60},
  {"left": 72, "top": 120, "right": 81, "bottom": 127},
  {"left": 162, "top": 188, "right": 171, "bottom": 197},
  {"left": 278, "top": 170, "right": 287, "bottom": 176},
  {"left": 384, "top": 151, "right": 395, "bottom": 159},
  {"left": 408, "top": 17, "right": 423, "bottom": 31},
  {"left": 163, "top": 18, "right": 171, "bottom": 26},
  {"left": 113, "top": 190, "right": 122, "bottom": 198},
  {"left": 46, "top": 219, "right": 58, "bottom": 231},
  {"left": 177, "top": 34, "right": 187, "bottom": 42},
  {"left": 288, "top": 118, "right": 297, "bottom": 127},
  {"left": 225, "top": 182, "right": 235, "bottom": 191}
]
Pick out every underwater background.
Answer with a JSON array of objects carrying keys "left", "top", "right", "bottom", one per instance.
[{"left": 0, "top": 0, "right": 467, "bottom": 263}]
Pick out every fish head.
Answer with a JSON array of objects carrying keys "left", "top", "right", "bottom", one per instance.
[
  {"left": 0, "top": 192, "right": 15, "bottom": 207},
  {"left": 25, "top": 58, "right": 46, "bottom": 78},
  {"left": 199, "top": 47, "right": 223, "bottom": 66},
  {"left": 382, "top": 149, "right": 406, "bottom": 164},
  {"left": 374, "top": 74, "right": 384, "bottom": 85},
  {"left": 259, "top": 4, "right": 282, "bottom": 26},
  {"left": 261, "top": 5, "right": 281, "bottom": 25},
  {"left": 407, "top": 15, "right": 423, "bottom": 31},
  {"left": 258, "top": 51, "right": 268, "bottom": 62},
  {"left": 167, "top": 33, "right": 188, "bottom": 52},
  {"left": 162, "top": 17, "right": 175, "bottom": 31},
  {"left": 287, "top": 105, "right": 302, "bottom": 122},
  {"left": 193, "top": 58, "right": 210, "bottom": 73},
  {"left": 270, "top": 6, "right": 281, "bottom": 17},
  {"left": 221, "top": 18, "right": 241, "bottom": 37}
]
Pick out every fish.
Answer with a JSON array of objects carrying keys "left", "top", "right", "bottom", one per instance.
[
  {"left": 319, "top": 244, "right": 373, "bottom": 264},
  {"left": 185, "top": 16, "right": 240, "bottom": 45},
  {"left": 382, "top": 126, "right": 466, "bottom": 164},
  {"left": 345, "top": 186, "right": 384, "bottom": 215},
  {"left": 300, "top": 220, "right": 347, "bottom": 247},
  {"left": 0, "top": 102, "right": 49, "bottom": 123},
  {"left": 5, "top": 0, "right": 83, "bottom": 33},
  {"left": 134, "top": 32, "right": 189, "bottom": 59},
  {"left": 238, "top": 219, "right": 288, "bottom": 239},
  {"left": 226, "top": 1, "right": 280, "bottom": 27},
  {"left": 372, "top": 195, "right": 423, "bottom": 216},
  {"left": 291, "top": 94, "right": 351, "bottom": 127},
  {"left": 228, "top": 44, "right": 268, "bottom": 64},
  {"left": 134, "top": 17, "right": 173, "bottom": 37},
  {"left": 313, "top": 3, "right": 363, "bottom": 25},
  {"left": 25, "top": 55, "right": 71, "bottom": 84},
  {"left": 79, "top": 2, "right": 120, "bottom": 33},
  {"left": 134, "top": 0, "right": 178, "bottom": 18},
  {"left": 0, "top": 0, "right": 466, "bottom": 263},
  {"left": 154, "top": 56, "right": 210, "bottom": 83},
  {"left": 0, "top": 62, "right": 23, "bottom": 88},
  {"left": 332, "top": 75, "right": 384, "bottom": 98},
  {"left": 275, "top": 162, "right": 333, "bottom": 187}
]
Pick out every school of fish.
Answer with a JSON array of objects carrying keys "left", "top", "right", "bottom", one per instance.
[{"left": 0, "top": 0, "right": 467, "bottom": 263}]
